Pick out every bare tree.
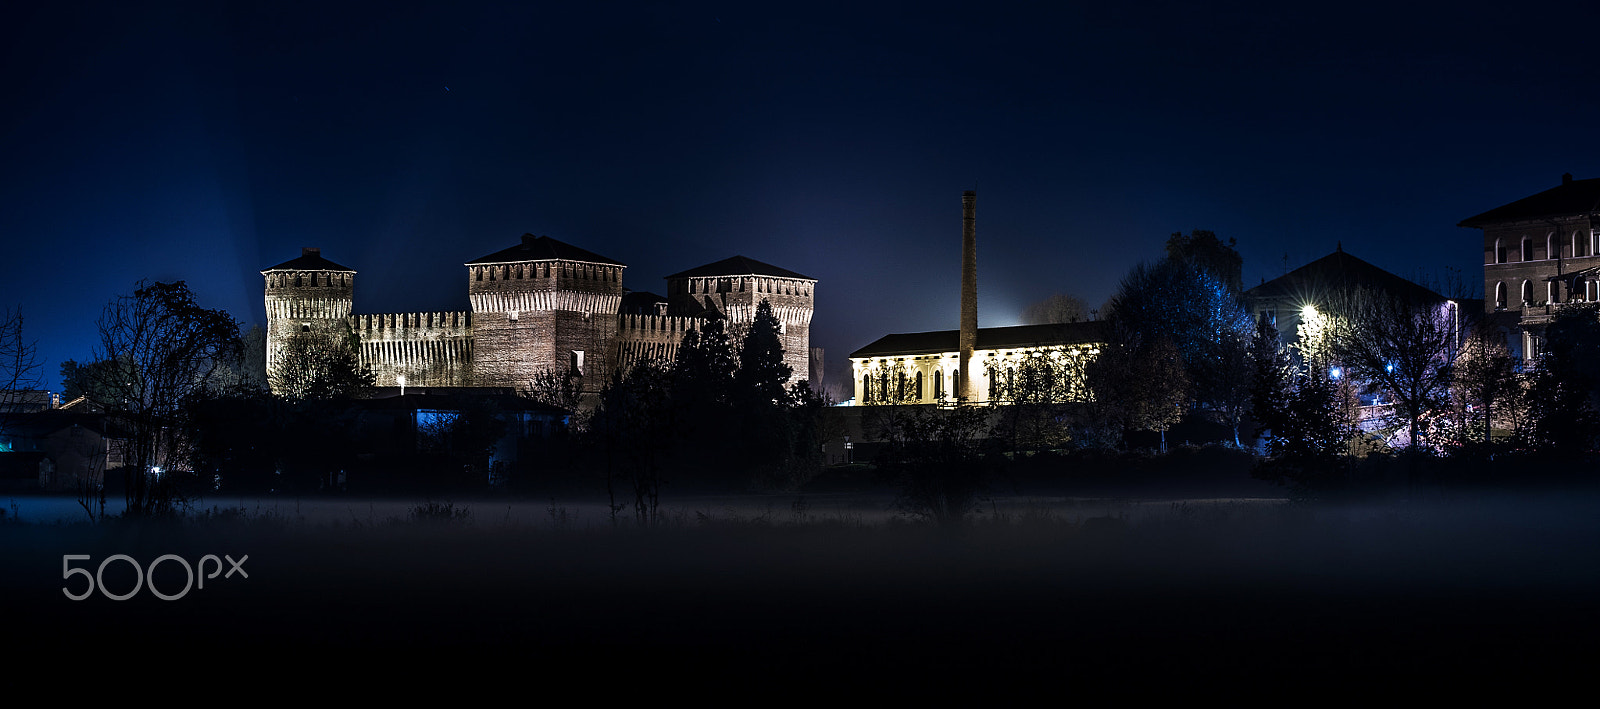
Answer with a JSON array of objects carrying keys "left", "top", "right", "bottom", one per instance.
[
  {"left": 1331, "top": 288, "right": 1459, "bottom": 450},
  {"left": 1085, "top": 330, "right": 1189, "bottom": 451},
  {"left": 268, "top": 331, "right": 374, "bottom": 401},
  {"left": 0, "top": 307, "right": 44, "bottom": 439},
  {"left": 84, "top": 281, "right": 242, "bottom": 516},
  {"left": 522, "top": 367, "right": 583, "bottom": 414},
  {"left": 984, "top": 346, "right": 1094, "bottom": 452},
  {"left": 1448, "top": 323, "right": 1523, "bottom": 448},
  {"left": 1021, "top": 293, "right": 1089, "bottom": 325}
]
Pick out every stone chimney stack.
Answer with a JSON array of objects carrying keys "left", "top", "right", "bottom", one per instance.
[{"left": 959, "top": 190, "right": 977, "bottom": 402}]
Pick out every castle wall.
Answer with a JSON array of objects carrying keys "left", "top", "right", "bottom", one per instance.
[
  {"left": 266, "top": 244, "right": 814, "bottom": 400},
  {"left": 613, "top": 314, "right": 706, "bottom": 373},
  {"left": 352, "top": 311, "right": 473, "bottom": 387}
]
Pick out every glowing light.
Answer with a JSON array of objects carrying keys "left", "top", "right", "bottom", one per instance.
[
  {"left": 1330, "top": 367, "right": 1342, "bottom": 380},
  {"left": 1301, "top": 304, "right": 1319, "bottom": 319}
]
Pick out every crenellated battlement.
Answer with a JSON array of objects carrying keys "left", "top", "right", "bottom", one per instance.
[
  {"left": 470, "top": 291, "right": 622, "bottom": 315},
  {"left": 351, "top": 311, "right": 473, "bottom": 335},
  {"left": 617, "top": 313, "right": 706, "bottom": 337},
  {"left": 266, "top": 297, "right": 353, "bottom": 321},
  {"left": 262, "top": 239, "right": 814, "bottom": 398},
  {"left": 613, "top": 313, "right": 708, "bottom": 371}
]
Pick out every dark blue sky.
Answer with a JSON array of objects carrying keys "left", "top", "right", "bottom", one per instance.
[{"left": 4, "top": 1, "right": 1597, "bottom": 393}]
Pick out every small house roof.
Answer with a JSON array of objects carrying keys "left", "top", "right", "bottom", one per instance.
[{"left": 1244, "top": 249, "right": 1443, "bottom": 305}]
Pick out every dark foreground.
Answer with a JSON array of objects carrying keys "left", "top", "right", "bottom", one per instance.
[{"left": 5, "top": 490, "right": 1598, "bottom": 691}]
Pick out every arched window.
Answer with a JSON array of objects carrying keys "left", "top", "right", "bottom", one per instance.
[
  {"left": 1548, "top": 234, "right": 1557, "bottom": 260},
  {"left": 1496, "top": 239, "right": 1506, "bottom": 264},
  {"left": 1495, "top": 281, "right": 1507, "bottom": 310},
  {"left": 1523, "top": 237, "right": 1533, "bottom": 262},
  {"left": 862, "top": 374, "right": 871, "bottom": 403},
  {"left": 1522, "top": 280, "right": 1534, "bottom": 305},
  {"left": 915, "top": 371, "right": 924, "bottom": 400},
  {"left": 952, "top": 369, "right": 961, "bottom": 398},
  {"left": 1548, "top": 280, "right": 1558, "bottom": 304},
  {"left": 934, "top": 369, "right": 944, "bottom": 399},
  {"left": 1576, "top": 232, "right": 1590, "bottom": 258}
]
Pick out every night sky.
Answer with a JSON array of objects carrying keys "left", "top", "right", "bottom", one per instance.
[{"left": 5, "top": 2, "right": 1598, "bottom": 394}]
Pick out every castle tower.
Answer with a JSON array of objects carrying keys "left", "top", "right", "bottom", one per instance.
[
  {"left": 665, "top": 255, "right": 817, "bottom": 383},
  {"left": 959, "top": 190, "right": 977, "bottom": 401},
  {"left": 261, "top": 247, "right": 356, "bottom": 381},
  {"left": 465, "top": 234, "right": 625, "bottom": 392}
]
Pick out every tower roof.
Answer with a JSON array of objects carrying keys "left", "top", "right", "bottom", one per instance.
[
  {"left": 465, "top": 234, "right": 625, "bottom": 266},
  {"left": 666, "top": 255, "right": 813, "bottom": 281},
  {"left": 850, "top": 322, "right": 1107, "bottom": 359},
  {"left": 1458, "top": 176, "right": 1600, "bottom": 227},
  {"left": 1244, "top": 249, "right": 1443, "bottom": 304},
  {"left": 262, "top": 247, "right": 354, "bottom": 273}
]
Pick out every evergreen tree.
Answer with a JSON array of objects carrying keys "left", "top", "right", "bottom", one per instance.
[
  {"left": 1249, "top": 315, "right": 1291, "bottom": 443},
  {"left": 735, "top": 299, "right": 792, "bottom": 406},
  {"left": 1165, "top": 229, "right": 1243, "bottom": 295},
  {"left": 1523, "top": 303, "right": 1600, "bottom": 457},
  {"left": 673, "top": 319, "right": 738, "bottom": 413}
]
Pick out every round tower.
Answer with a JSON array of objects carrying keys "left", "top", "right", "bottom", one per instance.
[{"left": 261, "top": 247, "right": 356, "bottom": 377}]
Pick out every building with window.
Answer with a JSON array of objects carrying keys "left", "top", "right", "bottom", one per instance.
[
  {"left": 262, "top": 235, "right": 816, "bottom": 398},
  {"left": 1243, "top": 246, "right": 1457, "bottom": 355},
  {"left": 849, "top": 322, "right": 1105, "bottom": 406},
  {"left": 846, "top": 191, "right": 1108, "bottom": 406},
  {"left": 1459, "top": 173, "right": 1600, "bottom": 360}
]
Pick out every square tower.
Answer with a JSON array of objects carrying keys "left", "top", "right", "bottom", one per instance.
[{"left": 465, "top": 234, "right": 625, "bottom": 392}]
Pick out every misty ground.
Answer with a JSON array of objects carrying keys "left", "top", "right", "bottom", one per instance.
[{"left": 4, "top": 471, "right": 1598, "bottom": 691}]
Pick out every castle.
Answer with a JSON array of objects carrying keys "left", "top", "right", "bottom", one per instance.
[{"left": 262, "top": 234, "right": 816, "bottom": 396}]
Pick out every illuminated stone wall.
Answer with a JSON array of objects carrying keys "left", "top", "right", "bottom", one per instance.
[
  {"left": 468, "top": 260, "right": 625, "bottom": 392},
  {"left": 352, "top": 311, "right": 473, "bottom": 387},
  {"left": 264, "top": 244, "right": 814, "bottom": 398}
]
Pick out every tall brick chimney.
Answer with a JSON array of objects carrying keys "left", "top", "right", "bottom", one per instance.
[{"left": 959, "top": 190, "right": 977, "bottom": 402}]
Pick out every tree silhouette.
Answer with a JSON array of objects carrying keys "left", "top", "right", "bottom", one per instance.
[
  {"left": 85, "top": 281, "right": 243, "bottom": 516},
  {"left": 734, "top": 299, "right": 792, "bottom": 406},
  {"left": 268, "top": 331, "right": 375, "bottom": 402},
  {"left": 1020, "top": 293, "right": 1089, "bottom": 324},
  {"left": 1331, "top": 288, "right": 1458, "bottom": 450}
]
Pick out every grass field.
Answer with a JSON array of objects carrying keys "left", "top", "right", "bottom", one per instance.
[{"left": 5, "top": 484, "right": 1597, "bottom": 690}]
